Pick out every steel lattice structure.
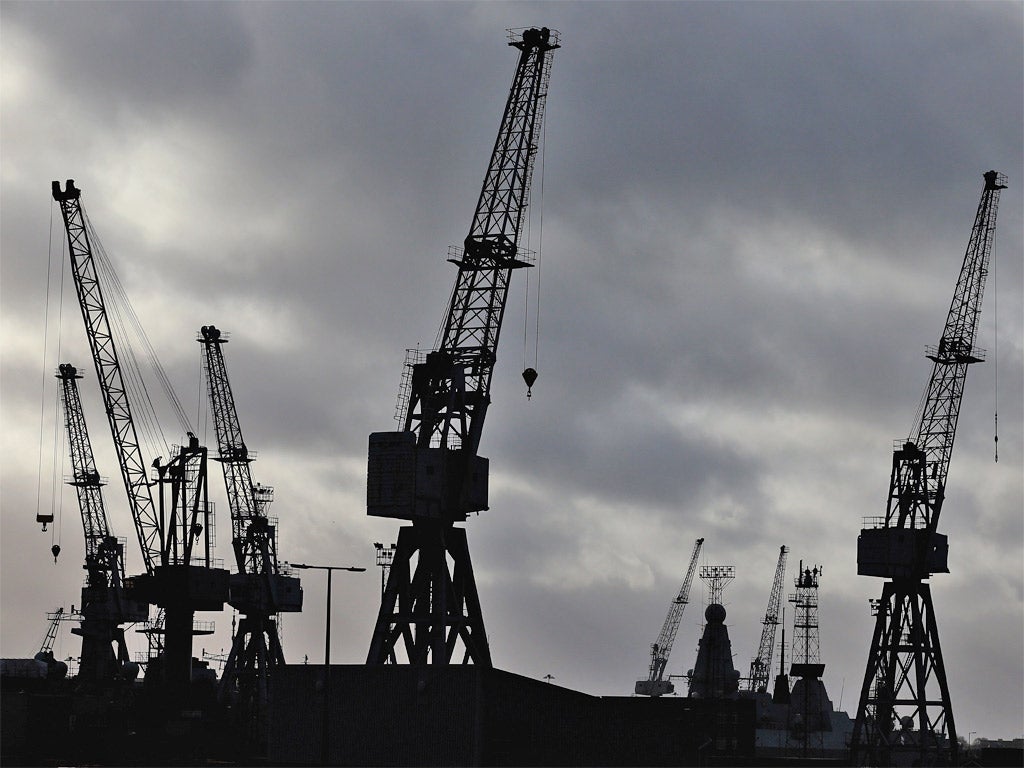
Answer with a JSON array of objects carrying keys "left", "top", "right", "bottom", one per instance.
[
  {"left": 636, "top": 537, "right": 704, "bottom": 696},
  {"left": 200, "top": 326, "right": 279, "bottom": 577},
  {"left": 58, "top": 364, "right": 120, "bottom": 584},
  {"left": 52, "top": 181, "right": 160, "bottom": 573},
  {"left": 57, "top": 363, "right": 146, "bottom": 685},
  {"left": 851, "top": 171, "right": 1007, "bottom": 767},
  {"left": 52, "top": 180, "right": 228, "bottom": 708},
  {"left": 366, "top": 28, "right": 559, "bottom": 666},
  {"left": 748, "top": 545, "right": 788, "bottom": 693},
  {"left": 199, "top": 325, "right": 301, "bottom": 747},
  {"left": 789, "top": 562, "right": 822, "bottom": 672}
]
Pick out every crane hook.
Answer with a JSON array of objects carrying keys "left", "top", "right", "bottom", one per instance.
[
  {"left": 522, "top": 368, "right": 538, "bottom": 399},
  {"left": 51, "top": 544, "right": 61, "bottom": 563}
]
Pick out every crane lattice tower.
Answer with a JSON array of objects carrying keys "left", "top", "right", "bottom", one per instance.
[
  {"left": 850, "top": 171, "right": 1008, "bottom": 767},
  {"left": 365, "top": 27, "right": 559, "bottom": 666}
]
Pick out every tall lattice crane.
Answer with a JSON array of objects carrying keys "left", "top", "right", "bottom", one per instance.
[
  {"left": 635, "top": 537, "right": 704, "bottom": 696},
  {"left": 199, "top": 325, "right": 302, "bottom": 739},
  {"left": 366, "top": 27, "right": 559, "bottom": 666},
  {"left": 850, "top": 170, "right": 1007, "bottom": 766},
  {"left": 57, "top": 363, "right": 146, "bottom": 686},
  {"left": 51, "top": 180, "right": 228, "bottom": 706},
  {"left": 747, "top": 545, "right": 788, "bottom": 693}
]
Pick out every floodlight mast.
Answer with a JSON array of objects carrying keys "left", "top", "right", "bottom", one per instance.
[{"left": 366, "top": 27, "right": 559, "bottom": 666}]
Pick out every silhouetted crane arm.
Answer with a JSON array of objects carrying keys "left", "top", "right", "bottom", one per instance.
[
  {"left": 52, "top": 181, "right": 161, "bottom": 573},
  {"left": 199, "top": 325, "right": 277, "bottom": 577},
  {"left": 635, "top": 537, "right": 704, "bottom": 696},
  {"left": 747, "top": 545, "right": 788, "bottom": 692},
  {"left": 895, "top": 170, "right": 1007, "bottom": 533},
  {"left": 404, "top": 27, "right": 559, "bottom": 461},
  {"left": 56, "top": 363, "right": 125, "bottom": 589}
]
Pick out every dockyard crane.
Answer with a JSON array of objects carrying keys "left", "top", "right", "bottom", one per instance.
[
  {"left": 365, "top": 27, "right": 559, "bottom": 666},
  {"left": 51, "top": 180, "right": 228, "bottom": 706},
  {"left": 199, "top": 325, "right": 302, "bottom": 739},
  {"left": 850, "top": 171, "right": 1007, "bottom": 767},
  {"left": 38, "top": 607, "right": 65, "bottom": 658},
  {"left": 635, "top": 537, "right": 704, "bottom": 696},
  {"left": 57, "top": 363, "right": 147, "bottom": 686},
  {"left": 747, "top": 545, "right": 788, "bottom": 693}
]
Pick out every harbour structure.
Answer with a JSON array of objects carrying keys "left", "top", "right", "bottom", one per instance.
[
  {"left": 365, "top": 26, "right": 559, "bottom": 666},
  {"left": 749, "top": 560, "right": 854, "bottom": 761},
  {"left": 746, "top": 545, "right": 788, "bottom": 694},
  {"left": 52, "top": 180, "right": 230, "bottom": 710},
  {"left": 199, "top": 324, "right": 303, "bottom": 748},
  {"left": 787, "top": 562, "right": 833, "bottom": 753},
  {"left": 635, "top": 537, "right": 704, "bottom": 697},
  {"left": 687, "top": 565, "right": 740, "bottom": 698},
  {"left": 850, "top": 170, "right": 1008, "bottom": 766},
  {"left": 56, "top": 363, "right": 147, "bottom": 688}
]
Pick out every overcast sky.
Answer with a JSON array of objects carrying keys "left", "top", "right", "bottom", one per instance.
[{"left": 2, "top": 0, "right": 1021, "bottom": 741}]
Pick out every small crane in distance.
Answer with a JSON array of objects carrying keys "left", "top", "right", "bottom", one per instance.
[
  {"left": 635, "top": 537, "right": 704, "bottom": 696},
  {"left": 747, "top": 545, "right": 788, "bottom": 693}
]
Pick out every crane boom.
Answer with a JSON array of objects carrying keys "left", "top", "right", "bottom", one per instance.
[
  {"left": 902, "top": 169, "right": 1006, "bottom": 533},
  {"left": 366, "top": 28, "right": 559, "bottom": 666},
  {"left": 51, "top": 181, "right": 160, "bottom": 573},
  {"left": 747, "top": 545, "right": 788, "bottom": 693},
  {"left": 199, "top": 326, "right": 277, "bottom": 577},
  {"left": 635, "top": 537, "right": 704, "bottom": 696},
  {"left": 852, "top": 171, "right": 1008, "bottom": 767},
  {"left": 57, "top": 364, "right": 126, "bottom": 589},
  {"left": 404, "top": 26, "right": 558, "bottom": 466},
  {"left": 38, "top": 607, "right": 64, "bottom": 656}
]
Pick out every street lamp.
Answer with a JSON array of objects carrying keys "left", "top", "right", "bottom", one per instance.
[{"left": 288, "top": 562, "right": 366, "bottom": 765}]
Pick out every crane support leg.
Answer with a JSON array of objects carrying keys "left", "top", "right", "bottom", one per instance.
[
  {"left": 850, "top": 580, "right": 957, "bottom": 766},
  {"left": 367, "top": 522, "right": 491, "bottom": 666}
]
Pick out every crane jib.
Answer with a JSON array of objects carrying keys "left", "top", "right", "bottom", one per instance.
[{"left": 52, "top": 180, "right": 161, "bottom": 575}]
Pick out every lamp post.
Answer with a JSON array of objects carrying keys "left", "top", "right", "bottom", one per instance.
[{"left": 289, "top": 562, "right": 366, "bottom": 765}]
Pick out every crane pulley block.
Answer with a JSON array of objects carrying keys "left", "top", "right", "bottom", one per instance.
[{"left": 367, "top": 431, "right": 489, "bottom": 522}]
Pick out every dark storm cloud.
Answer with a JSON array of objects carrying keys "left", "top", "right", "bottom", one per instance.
[{"left": 5, "top": 1, "right": 254, "bottom": 115}]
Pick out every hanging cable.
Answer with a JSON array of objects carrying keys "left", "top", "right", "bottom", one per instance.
[
  {"left": 53, "top": 228, "right": 69, "bottom": 560},
  {"left": 521, "top": 103, "right": 547, "bottom": 401},
  {"left": 534, "top": 104, "right": 547, "bottom": 372},
  {"left": 36, "top": 202, "right": 57, "bottom": 532},
  {"left": 993, "top": 225, "right": 998, "bottom": 463}
]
